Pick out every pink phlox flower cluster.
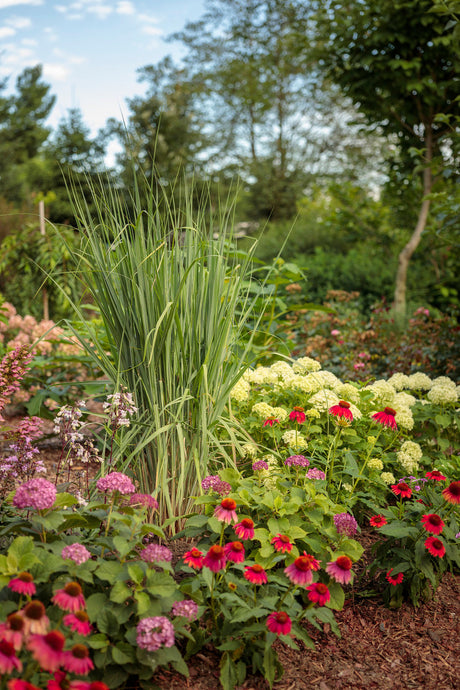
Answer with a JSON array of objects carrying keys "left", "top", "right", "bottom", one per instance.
[
  {"left": 305, "top": 467, "right": 326, "bottom": 480},
  {"left": 140, "top": 544, "right": 173, "bottom": 564},
  {"left": 252, "top": 460, "right": 269, "bottom": 471},
  {"left": 285, "top": 455, "right": 310, "bottom": 468},
  {"left": 136, "top": 616, "right": 175, "bottom": 651},
  {"left": 13, "top": 477, "right": 57, "bottom": 510},
  {"left": 171, "top": 599, "right": 199, "bottom": 621},
  {"left": 201, "top": 475, "right": 232, "bottom": 495},
  {"left": 61, "top": 543, "right": 91, "bottom": 565},
  {"left": 102, "top": 389, "right": 137, "bottom": 431},
  {"left": 96, "top": 471, "right": 135, "bottom": 494},
  {"left": 129, "top": 493, "right": 159, "bottom": 509},
  {"left": 0, "top": 346, "right": 32, "bottom": 417},
  {"left": 333, "top": 512, "right": 358, "bottom": 537}
]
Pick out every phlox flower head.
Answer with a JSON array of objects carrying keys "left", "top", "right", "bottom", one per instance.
[
  {"left": 52, "top": 582, "right": 86, "bottom": 612},
  {"left": 391, "top": 482, "right": 412, "bottom": 499},
  {"left": 372, "top": 407, "right": 397, "bottom": 430},
  {"left": 289, "top": 406, "right": 306, "bottom": 423},
  {"left": 370, "top": 515, "right": 387, "bottom": 528},
  {"left": 171, "top": 599, "right": 199, "bottom": 621},
  {"left": 285, "top": 454, "right": 310, "bottom": 468},
  {"left": 442, "top": 480, "right": 460, "bottom": 505},
  {"left": 329, "top": 400, "right": 353, "bottom": 421},
  {"left": 284, "top": 552, "right": 319, "bottom": 586},
  {"left": 306, "top": 582, "right": 330, "bottom": 606},
  {"left": 386, "top": 568, "right": 404, "bottom": 586},
  {"left": 252, "top": 460, "right": 269, "bottom": 471},
  {"left": 421, "top": 514, "right": 445, "bottom": 535},
  {"left": 8, "top": 572, "right": 36, "bottom": 596},
  {"left": 201, "top": 475, "right": 231, "bottom": 495},
  {"left": 234, "top": 518, "right": 255, "bottom": 540},
  {"left": 61, "top": 543, "right": 91, "bottom": 565},
  {"left": 271, "top": 534, "right": 293, "bottom": 553},
  {"left": 26, "top": 630, "right": 65, "bottom": 672},
  {"left": 425, "top": 470, "right": 446, "bottom": 481},
  {"left": 425, "top": 536, "right": 446, "bottom": 558},
  {"left": 20, "top": 600, "right": 49, "bottom": 635},
  {"left": 140, "top": 544, "right": 173, "bottom": 564},
  {"left": 96, "top": 471, "right": 135, "bottom": 495},
  {"left": 183, "top": 547, "right": 203, "bottom": 569},
  {"left": 62, "top": 644, "right": 94, "bottom": 675},
  {"left": 13, "top": 477, "right": 56, "bottom": 510},
  {"left": 0, "top": 639, "right": 22, "bottom": 675},
  {"left": 63, "top": 611, "right": 92, "bottom": 636},
  {"left": 244, "top": 564, "right": 268, "bottom": 584},
  {"left": 203, "top": 545, "right": 227, "bottom": 572},
  {"left": 136, "top": 616, "right": 175, "bottom": 652},
  {"left": 326, "top": 555, "right": 353, "bottom": 584},
  {"left": 333, "top": 513, "right": 358, "bottom": 537},
  {"left": 224, "top": 541, "right": 245, "bottom": 563},
  {"left": 214, "top": 497, "right": 238, "bottom": 524},
  {"left": 306, "top": 467, "right": 326, "bottom": 480},
  {"left": 266, "top": 611, "right": 292, "bottom": 635},
  {"left": 129, "top": 493, "right": 159, "bottom": 509}
]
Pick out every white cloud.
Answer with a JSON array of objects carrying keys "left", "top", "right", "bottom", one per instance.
[
  {"left": 87, "top": 3, "right": 112, "bottom": 19},
  {"left": 42, "top": 62, "right": 70, "bottom": 81},
  {"left": 116, "top": 1, "right": 134, "bottom": 15},
  {"left": 141, "top": 25, "right": 162, "bottom": 37},
  {"left": 0, "top": 26, "right": 15, "bottom": 37},
  {"left": 0, "top": 0, "right": 42, "bottom": 8},
  {"left": 5, "top": 15, "right": 31, "bottom": 28},
  {"left": 21, "top": 37, "right": 37, "bottom": 45}
]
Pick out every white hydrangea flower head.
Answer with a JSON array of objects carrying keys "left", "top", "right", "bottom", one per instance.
[
  {"left": 230, "top": 378, "right": 250, "bottom": 402},
  {"left": 431, "top": 376, "right": 456, "bottom": 389},
  {"left": 348, "top": 402, "right": 362, "bottom": 419},
  {"left": 368, "top": 457, "right": 384, "bottom": 471},
  {"left": 380, "top": 471, "right": 395, "bottom": 485},
  {"left": 397, "top": 441, "right": 422, "bottom": 474},
  {"left": 334, "top": 382, "right": 361, "bottom": 405},
  {"left": 309, "top": 389, "right": 340, "bottom": 412},
  {"left": 364, "top": 380, "right": 396, "bottom": 406},
  {"left": 394, "top": 391, "right": 417, "bottom": 408},
  {"left": 407, "top": 372, "right": 432, "bottom": 390},
  {"left": 251, "top": 402, "right": 277, "bottom": 418},
  {"left": 306, "top": 408, "right": 321, "bottom": 419},
  {"left": 343, "top": 483, "right": 353, "bottom": 492},
  {"left": 312, "top": 370, "right": 340, "bottom": 389},
  {"left": 394, "top": 407, "right": 414, "bottom": 430},
  {"left": 388, "top": 372, "right": 410, "bottom": 391},
  {"left": 286, "top": 374, "right": 323, "bottom": 394},
  {"left": 282, "top": 429, "right": 308, "bottom": 451},
  {"left": 269, "top": 360, "right": 296, "bottom": 380},
  {"left": 245, "top": 366, "right": 279, "bottom": 385},
  {"left": 241, "top": 443, "right": 259, "bottom": 458},
  {"left": 272, "top": 407, "right": 288, "bottom": 423},
  {"left": 291, "top": 356, "right": 322, "bottom": 374},
  {"left": 427, "top": 385, "right": 458, "bottom": 405}
]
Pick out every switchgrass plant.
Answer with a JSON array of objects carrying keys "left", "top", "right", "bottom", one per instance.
[{"left": 62, "top": 174, "right": 273, "bottom": 529}]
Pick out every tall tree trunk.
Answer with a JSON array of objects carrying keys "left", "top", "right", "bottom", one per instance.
[{"left": 393, "top": 130, "right": 433, "bottom": 322}]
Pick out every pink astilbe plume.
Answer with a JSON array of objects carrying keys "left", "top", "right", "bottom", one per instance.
[{"left": 0, "top": 345, "right": 32, "bottom": 419}]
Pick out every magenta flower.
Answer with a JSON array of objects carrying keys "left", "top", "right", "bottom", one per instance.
[
  {"left": 266, "top": 611, "right": 292, "bottom": 635},
  {"left": 183, "top": 548, "right": 204, "bottom": 569},
  {"left": 329, "top": 400, "right": 353, "bottom": 421},
  {"left": 234, "top": 518, "right": 255, "bottom": 540},
  {"left": 129, "top": 493, "right": 159, "bottom": 509},
  {"left": 372, "top": 407, "right": 397, "bottom": 430},
  {"left": 425, "top": 470, "right": 446, "bottom": 481},
  {"left": 61, "top": 543, "right": 91, "bottom": 565},
  {"left": 386, "top": 568, "right": 404, "bottom": 585},
  {"left": 0, "top": 639, "right": 22, "bottom": 675},
  {"left": 8, "top": 572, "right": 36, "bottom": 596},
  {"left": 26, "top": 630, "right": 65, "bottom": 672},
  {"left": 289, "top": 407, "right": 306, "bottom": 423},
  {"left": 214, "top": 497, "right": 238, "bottom": 524},
  {"left": 421, "top": 514, "right": 445, "bottom": 535},
  {"left": 201, "top": 475, "right": 231, "bottom": 495},
  {"left": 306, "top": 582, "right": 330, "bottom": 606},
  {"left": 52, "top": 582, "right": 86, "bottom": 612},
  {"left": 96, "top": 471, "right": 135, "bottom": 494},
  {"left": 224, "top": 541, "right": 245, "bottom": 563},
  {"left": 13, "top": 478, "right": 56, "bottom": 510},
  {"left": 284, "top": 552, "right": 319, "bottom": 586},
  {"left": 140, "top": 544, "right": 173, "bottom": 564},
  {"left": 263, "top": 417, "right": 279, "bottom": 427},
  {"left": 0, "top": 613, "right": 25, "bottom": 651},
  {"left": 203, "top": 545, "right": 227, "bottom": 572},
  {"left": 63, "top": 611, "right": 92, "bottom": 636},
  {"left": 20, "top": 601, "right": 49, "bottom": 635},
  {"left": 136, "top": 616, "right": 175, "bottom": 651},
  {"left": 326, "top": 555, "right": 353, "bottom": 584},
  {"left": 271, "top": 534, "right": 293, "bottom": 553},
  {"left": 391, "top": 482, "right": 412, "bottom": 499},
  {"left": 333, "top": 513, "right": 358, "bottom": 537},
  {"left": 285, "top": 455, "right": 310, "bottom": 468},
  {"left": 244, "top": 564, "right": 268, "bottom": 584},
  {"left": 62, "top": 644, "right": 94, "bottom": 675},
  {"left": 305, "top": 467, "right": 326, "bottom": 480},
  {"left": 425, "top": 536, "right": 446, "bottom": 558},
  {"left": 252, "top": 460, "right": 269, "bottom": 471},
  {"left": 171, "top": 599, "right": 199, "bottom": 621}
]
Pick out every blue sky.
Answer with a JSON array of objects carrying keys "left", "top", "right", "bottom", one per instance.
[{"left": 0, "top": 0, "right": 206, "bottom": 135}]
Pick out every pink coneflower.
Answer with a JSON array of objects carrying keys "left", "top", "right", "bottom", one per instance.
[
  {"left": 306, "top": 582, "right": 330, "bottom": 606},
  {"left": 386, "top": 569, "right": 404, "bottom": 585},
  {"left": 244, "top": 564, "right": 268, "bottom": 584},
  {"left": 27, "top": 630, "right": 65, "bottom": 672},
  {"left": 271, "top": 534, "right": 293, "bottom": 553},
  {"left": 425, "top": 470, "right": 446, "bottom": 481},
  {"left": 372, "top": 407, "right": 397, "bottom": 430},
  {"left": 67, "top": 683, "right": 110, "bottom": 690},
  {"left": 20, "top": 600, "right": 49, "bottom": 635},
  {"left": 442, "top": 480, "right": 460, "bottom": 505},
  {"left": 214, "top": 497, "right": 238, "bottom": 524},
  {"left": 263, "top": 418, "right": 279, "bottom": 427},
  {"left": 421, "top": 514, "right": 445, "bottom": 535},
  {"left": 52, "top": 582, "right": 86, "bottom": 612},
  {"left": 0, "top": 613, "right": 26, "bottom": 652},
  {"left": 224, "top": 541, "right": 245, "bottom": 563},
  {"left": 284, "top": 552, "right": 320, "bottom": 586},
  {"left": 391, "top": 482, "right": 412, "bottom": 499},
  {"left": 63, "top": 611, "right": 92, "bottom": 636},
  {"left": 425, "top": 536, "right": 446, "bottom": 558},
  {"left": 234, "top": 518, "right": 255, "bottom": 540},
  {"left": 183, "top": 547, "right": 204, "bottom": 569},
  {"left": 0, "top": 639, "right": 22, "bottom": 675},
  {"left": 266, "top": 611, "right": 292, "bottom": 635},
  {"left": 326, "top": 555, "right": 353, "bottom": 585},
  {"left": 329, "top": 400, "right": 353, "bottom": 421},
  {"left": 370, "top": 515, "right": 387, "bottom": 527},
  {"left": 63, "top": 644, "right": 94, "bottom": 675},
  {"left": 203, "top": 545, "right": 227, "bottom": 573},
  {"left": 289, "top": 407, "right": 306, "bottom": 423},
  {"left": 8, "top": 572, "right": 36, "bottom": 596},
  {"left": 47, "top": 671, "right": 72, "bottom": 690},
  {"left": 7, "top": 679, "right": 41, "bottom": 690}
]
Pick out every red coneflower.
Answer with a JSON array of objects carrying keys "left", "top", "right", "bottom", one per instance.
[
  {"left": 442, "top": 480, "right": 460, "bottom": 505},
  {"left": 370, "top": 515, "right": 387, "bottom": 528},
  {"left": 284, "top": 552, "right": 320, "bottom": 586},
  {"left": 266, "top": 611, "right": 292, "bottom": 635},
  {"left": 425, "top": 470, "right": 446, "bottom": 481},
  {"left": 223, "top": 541, "right": 245, "bottom": 563},
  {"left": 20, "top": 600, "right": 49, "bottom": 635},
  {"left": 326, "top": 556, "right": 353, "bottom": 584},
  {"left": 372, "top": 407, "right": 397, "bottom": 430},
  {"left": 306, "top": 582, "right": 330, "bottom": 606},
  {"left": 329, "top": 400, "right": 353, "bottom": 421},
  {"left": 7, "top": 678, "right": 40, "bottom": 690},
  {"left": 263, "top": 418, "right": 279, "bottom": 427},
  {"left": 68, "top": 682, "right": 110, "bottom": 690},
  {"left": 244, "top": 564, "right": 268, "bottom": 584},
  {"left": 425, "top": 536, "right": 446, "bottom": 558},
  {"left": 63, "top": 644, "right": 94, "bottom": 675},
  {"left": 391, "top": 482, "right": 412, "bottom": 499},
  {"left": 421, "top": 514, "right": 445, "bottom": 535},
  {"left": 214, "top": 497, "right": 238, "bottom": 524},
  {"left": 52, "top": 582, "right": 86, "bottom": 613},
  {"left": 183, "top": 548, "right": 203, "bottom": 569},
  {"left": 0, "top": 613, "right": 25, "bottom": 651},
  {"left": 0, "top": 639, "right": 22, "bottom": 675},
  {"left": 271, "top": 534, "right": 293, "bottom": 553},
  {"left": 63, "top": 611, "right": 92, "bottom": 636},
  {"left": 234, "top": 518, "right": 255, "bottom": 540},
  {"left": 46, "top": 671, "right": 69, "bottom": 690},
  {"left": 386, "top": 568, "right": 404, "bottom": 586},
  {"left": 26, "top": 630, "right": 65, "bottom": 672},
  {"left": 289, "top": 407, "right": 306, "bottom": 423},
  {"left": 202, "top": 545, "right": 227, "bottom": 573},
  {"left": 7, "top": 572, "right": 36, "bottom": 597}
]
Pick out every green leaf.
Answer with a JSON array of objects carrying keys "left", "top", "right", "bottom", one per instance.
[
  {"left": 97, "top": 609, "right": 120, "bottom": 635},
  {"left": 87, "top": 633, "right": 109, "bottom": 650},
  {"left": 128, "top": 563, "right": 145, "bottom": 584},
  {"left": 86, "top": 593, "right": 109, "bottom": 621},
  {"left": 53, "top": 492, "right": 79, "bottom": 508},
  {"left": 135, "top": 590, "right": 151, "bottom": 616},
  {"left": 113, "top": 536, "right": 134, "bottom": 559},
  {"left": 378, "top": 522, "right": 418, "bottom": 539},
  {"left": 220, "top": 652, "right": 238, "bottom": 690},
  {"left": 327, "top": 581, "right": 345, "bottom": 610},
  {"left": 95, "top": 560, "right": 124, "bottom": 582},
  {"left": 110, "top": 580, "right": 132, "bottom": 604},
  {"left": 112, "top": 643, "right": 135, "bottom": 664}
]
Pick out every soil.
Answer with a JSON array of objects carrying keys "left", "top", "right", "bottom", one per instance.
[{"left": 2, "top": 415, "right": 459, "bottom": 690}]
